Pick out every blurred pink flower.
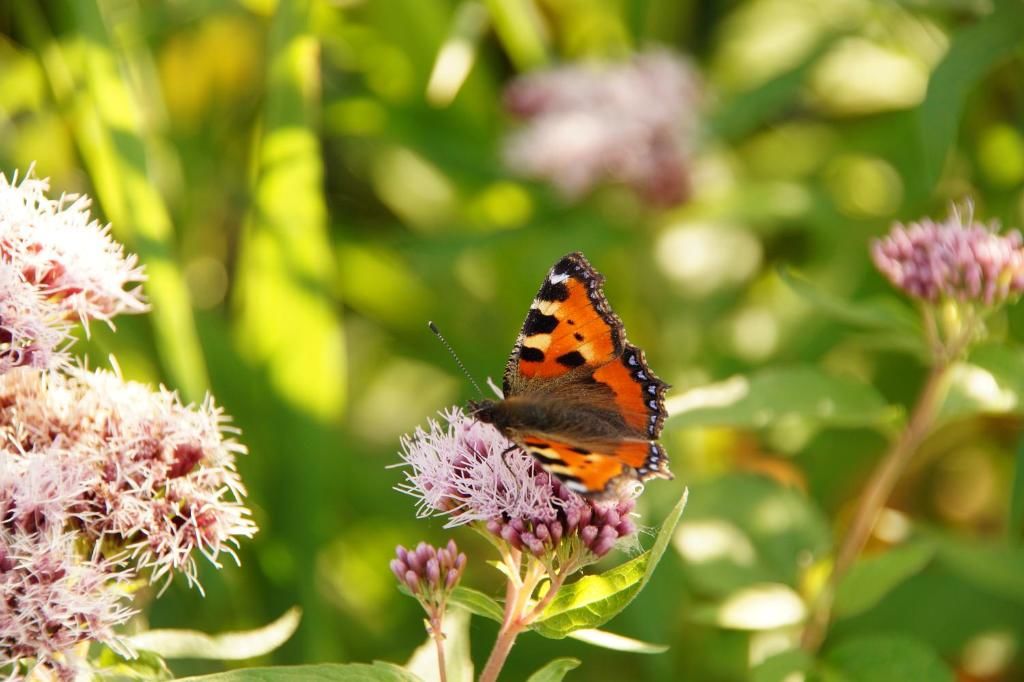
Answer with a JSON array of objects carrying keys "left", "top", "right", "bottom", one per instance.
[
  {"left": 872, "top": 205, "right": 1024, "bottom": 305},
  {"left": 0, "top": 170, "right": 147, "bottom": 327},
  {"left": 503, "top": 49, "right": 701, "bottom": 207},
  {"left": 0, "top": 366, "right": 257, "bottom": 592}
]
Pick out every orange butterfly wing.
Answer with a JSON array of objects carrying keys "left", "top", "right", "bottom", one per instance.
[
  {"left": 495, "top": 252, "right": 671, "bottom": 495},
  {"left": 504, "top": 252, "right": 668, "bottom": 440},
  {"left": 520, "top": 436, "right": 670, "bottom": 496}
]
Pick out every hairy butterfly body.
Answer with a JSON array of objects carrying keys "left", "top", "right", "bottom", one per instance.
[{"left": 471, "top": 252, "right": 672, "bottom": 497}]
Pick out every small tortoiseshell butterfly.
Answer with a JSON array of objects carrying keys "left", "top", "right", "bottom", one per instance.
[{"left": 472, "top": 252, "right": 672, "bottom": 497}]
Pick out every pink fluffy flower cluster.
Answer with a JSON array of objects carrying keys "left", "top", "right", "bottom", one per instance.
[
  {"left": 503, "top": 49, "right": 701, "bottom": 207},
  {"left": 872, "top": 206, "right": 1024, "bottom": 306},
  {"left": 396, "top": 407, "right": 637, "bottom": 560},
  {"left": 0, "top": 171, "right": 146, "bottom": 374},
  {"left": 0, "top": 171, "right": 255, "bottom": 679}
]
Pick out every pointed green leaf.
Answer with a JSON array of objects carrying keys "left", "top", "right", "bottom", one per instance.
[
  {"left": 834, "top": 542, "right": 935, "bottom": 619},
  {"left": 567, "top": 629, "right": 668, "bottom": 653},
  {"left": 529, "top": 488, "right": 688, "bottom": 638},
  {"left": 177, "top": 662, "right": 421, "bottom": 682},
  {"left": 919, "top": 0, "right": 1024, "bottom": 188},
  {"left": 126, "top": 608, "right": 300, "bottom": 661},
  {"left": 525, "top": 658, "right": 581, "bottom": 682},
  {"left": 779, "top": 268, "right": 921, "bottom": 338},
  {"left": 448, "top": 586, "right": 504, "bottom": 623}
]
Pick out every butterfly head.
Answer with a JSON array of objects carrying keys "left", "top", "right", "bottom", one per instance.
[{"left": 467, "top": 398, "right": 501, "bottom": 426}]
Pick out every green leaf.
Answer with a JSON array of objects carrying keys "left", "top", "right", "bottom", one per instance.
[
  {"left": 177, "top": 662, "right": 421, "bottom": 682},
  {"left": 529, "top": 487, "right": 689, "bottom": 638},
  {"left": 779, "top": 268, "right": 921, "bottom": 338},
  {"left": 833, "top": 542, "right": 935, "bottom": 619},
  {"left": 919, "top": 0, "right": 1024, "bottom": 189},
  {"left": 405, "top": 608, "right": 473, "bottom": 682},
  {"left": 688, "top": 582, "right": 806, "bottom": 630},
  {"left": 126, "top": 608, "right": 301, "bottom": 661},
  {"left": 938, "top": 345, "right": 1024, "bottom": 423},
  {"left": 525, "top": 658, "right": 581, "bottom": 682},
  {"left": 567, "top": 629, "right": 669, "bottom": 653},
  {"left": 666, "top": 366, "right": 897, "bottom": 431},
  {"left": 448, "top": 586, "right": 504, "bottom": 623},
  {"left": 1010, "top": 430, "right": 1024, "bottom": 542},
  {"left": 822, "top": 635, "right": 954, "bottom": 682},
  {"left": 673, "top": 474, "right": 831, "bottom": 596},
  {"left": 931, "top": 535, "right": 1024, "bottom": 604},
  {"left": 91, "top": 646, "right": 172, "bottom": 680},
  {"left": 752, "top": 648, "right": 813, "bottom": 682}
]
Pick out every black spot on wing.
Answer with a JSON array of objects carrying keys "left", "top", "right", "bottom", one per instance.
[
  {"left": 569, "top": 446, "right": 590, "bottom": 454},
  {"left": 538, "top": 279, "right": 570, "bottom": 302},
  {"left": 520, "top": 346, "right": 545, "bottom": 362},
  {"left": 523, "top": 309, "right": 559, "bottom": 335},
  {"left": 556, "top": 350, "right": 586, "bottom": 367},
  {"left": 573, "top": 332, "right": 584, "bottom": 341}
]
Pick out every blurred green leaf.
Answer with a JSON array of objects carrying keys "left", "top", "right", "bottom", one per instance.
[
  {"left": 833, "top": 543, "right": 935, "bottom": 619},
  {"left": 689, "top": 582, "right": 806, "bottom": 630},
  {"left": 233, "top": 0, "right": 346, "bottom": 419},
  {"left": 919, "top": 0, "right": 1024, "bottom": 188},
  {"left": 667, "top": 366, "right": 896, "bottom": 431},
  {"left": 1010, "top": 430, "right": 1024, "bottom": 542},
  {"left": 448, "top": 586, "right": 505, "bottom": 623},
  {"left": 673, "top": 474, "right": 830, "bottom": 596},
  {"left": 177, "top": 663, "right": 421, "bottom": 682},
  {"left": 938, "top": 344, "right": 1024, "bottom": 423},
  {"left": 529, "top": 488, "right": 689, "bottom": 638},
  {"left": 405, "top": 608, "right": 473, "bottom": 682},
  {"left": 484, "top": 0, "right": 548, "bottom": 71},
  {"left": 779, "top": 268, "right": 922, "bottom": 340},
  {"left": 820, "top": 635, "right": 953, "bottom": 682},
  {"left": 525, "top": 658, "right": 581, "bottom": 682},
  {"left": 566, "top": 629, "right": 668, "bottom": 653},
  {"left": 932, "top": 535, "right": 1024, "bottom": 605},
  {"left": 64, "top": 0, "right": 210, "bottom": 400},
  {"left": 752, "top": 648, "right": 812, "bottom": 682},
  {"left": 127, "top": 608, "right": 300, "bottom": 661}
]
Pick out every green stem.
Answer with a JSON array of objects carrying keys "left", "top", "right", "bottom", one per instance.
[{"left": 801, "top": 362, "right": 952, "bottom": 651}]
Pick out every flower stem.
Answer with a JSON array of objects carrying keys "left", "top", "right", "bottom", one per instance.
[
  {"left": 479, "top": 555, "right": 560, "bottom": 682},
  {"left": 801, "top": 362, "right": 951, "bottom": 652},
  {"left": 429, "top": 613, "right": 448, "bottom": 682}
]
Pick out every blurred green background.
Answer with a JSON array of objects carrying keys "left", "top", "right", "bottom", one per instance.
[{"left": 2, "top": 0, "right": 1024, "bottom": 680}]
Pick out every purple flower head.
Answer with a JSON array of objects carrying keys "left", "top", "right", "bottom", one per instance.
[
  {"left": 872, "top": 205, "right": 1024, "bottom": 306},
  {"left": 503, "top": 49, "right": 701, "bottom": 207},
  {"left": 396, "top": 407, "right": 640, "bottom": 560},
  {"left": 396, "top": 407, "right": 579, "bottom": 527},
  {"left": 391, "top": 540, "right": 466, "bottom": 617},
  {"left": 488, "top": 479, "right": 638, "bottom": 559},
  {"left": 0, "top": 170, "right": 147, "bottom": 328}
]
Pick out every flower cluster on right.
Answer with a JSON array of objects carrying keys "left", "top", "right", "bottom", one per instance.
[{"left": 872, "top": 207, "right": 1024, "bottom": 306}]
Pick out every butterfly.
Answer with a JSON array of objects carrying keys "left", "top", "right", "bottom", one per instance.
[{"left": 471, "top": 252, "right": 672, "bottom": 497}]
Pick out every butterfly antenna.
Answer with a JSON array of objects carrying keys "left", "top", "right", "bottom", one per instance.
[{"left": 428, "top": 321, "right": 485, "bottom": 398}]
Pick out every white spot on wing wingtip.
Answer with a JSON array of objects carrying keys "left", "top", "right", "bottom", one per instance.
[{"left": 549, "top": 272, "right": 570, "bottom": 285}]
